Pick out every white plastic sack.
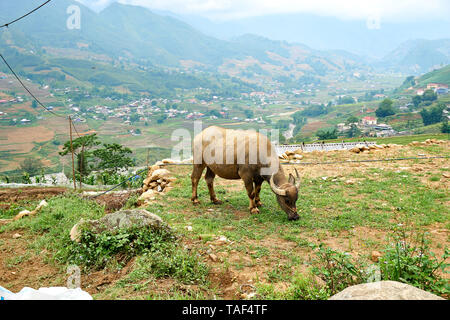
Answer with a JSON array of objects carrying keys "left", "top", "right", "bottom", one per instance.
[{"left": 0, "top": 286, "right": 92, "bottom": 300}]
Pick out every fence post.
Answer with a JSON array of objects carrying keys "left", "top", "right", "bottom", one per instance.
[{"left": 69, "top": 116, "right": 76, "bottom": 190}]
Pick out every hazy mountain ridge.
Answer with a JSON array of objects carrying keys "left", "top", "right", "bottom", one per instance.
[
  {"left": 0, "top": 0, "right": 448, "bottom": 80},
  {"left": 0, "top": 1, "right": 370, "bottom": 78}
]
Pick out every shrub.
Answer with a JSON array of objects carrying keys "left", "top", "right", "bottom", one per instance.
[
  {"left": 63, "top": 225, "right": 175, "bottom": 270},
  {"left": 310, "top": 244, "right": 367, "bottom": 295},
  {"left": 379, "top": 230, "right": 449, "bottom": 296}
]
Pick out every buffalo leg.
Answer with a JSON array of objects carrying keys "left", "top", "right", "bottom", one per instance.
[
  {"left": 205, "top": 167, "right": 222, "bottom": 204},
  {"left": 191, "top": 163, "right": 206, "bottom": 205},
  {"left": 254, "top": 176, "right": 264, "bottom": 207},
  {"left": 239, "top": 169, "right": 259, "bottom": 214}
]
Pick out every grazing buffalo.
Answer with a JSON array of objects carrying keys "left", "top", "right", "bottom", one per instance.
[{"left": 191, "top": 126, "right": 300, "bottom": 221}]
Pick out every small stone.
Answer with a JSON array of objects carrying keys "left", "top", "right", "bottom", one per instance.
[
  {"left": 345, "top": 179, "right": 355, "bottom": 185},
  {"left": 12, "top": 233, "right": 22, "bottom": 239},
  {"left": 371, "top": 250, "right": 382, "bottom": 262},
  {"left": 185, "top": 225, "right": 193, "bottom": 232},
  {"left": 442, "top": 173, "right": 450, "bottom": 179},
  {"left": 209, "top": 253, "right": 218, "bottom": 262}
]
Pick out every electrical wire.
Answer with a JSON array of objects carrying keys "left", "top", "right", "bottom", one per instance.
[{"left": 0, "top": 1, "right": 52, "bottom": 29}]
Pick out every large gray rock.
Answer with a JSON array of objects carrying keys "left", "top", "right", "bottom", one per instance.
[
  {"left": 329, "top": 281, "right": 445, "bottom": 300},
  {"left": 70, "top": 209, "right": 164, "bottom": 242}
]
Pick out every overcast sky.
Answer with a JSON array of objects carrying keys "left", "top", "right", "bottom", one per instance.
[{"left": 75, "top": 0, "right": 450, "bottom": 22}]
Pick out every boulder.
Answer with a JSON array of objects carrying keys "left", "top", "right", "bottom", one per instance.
[
  {"left": 150, "top": 169, "right": 171, "bottom": 181},
  {"left": 70, "top": 209, "right": 164, "bottom": 242},
  {"left": 349, "top": 147, "right": 361, "bottom": 153},
  {"left": 137, "top": 189, "right": 157, "bottom": 205},
  {"left": 329, "top": 281, "right": 444, "bottom": 300}
]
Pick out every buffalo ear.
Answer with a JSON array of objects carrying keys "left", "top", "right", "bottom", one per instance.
[{"left": 288, "top": 173, "right": 295, "bottom": 185}]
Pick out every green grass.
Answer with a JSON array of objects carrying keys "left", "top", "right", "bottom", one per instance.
[{"left": 1, "top": 153, "right": 448, "bottom": 299}]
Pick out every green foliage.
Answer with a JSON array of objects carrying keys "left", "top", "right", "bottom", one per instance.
[
  {"left": 64, "top": 225, "right": 175, "bottom": 270},
  {"left": 316, "top": 128, "right": 338, "bottom": 140},
  {"left": 93, "top": 143, "right": 135, "bottom": 175},
  {"left": 244, "top": 109, "right": 254, "bottom": 119},
  {"left": 346, "top": 116, "right": 359, "bottom": 124},
  {"left": 60, "top": 134, "right": 100, "bottom": 177},
  {"left": 275, "top": 119, "right": 291, "bottom": 130},
  {"left": 311, "top": 244, "right": 367, "bottom": 295},
  {"left": 256, "top": 272, "right": 330, "bottom": 300},
  {"left": 337, "top": 96, "right": 355, "bottom": 105},
  {"left": 346, "top": 124, "right": 361, "bottom": 138},
  {"left": 299, "top": 104, "right": 330, "bottom": 117},
  {"left": 130, "top": 245, "right": 209, "bottom": 284},
  {"left": 375, "top": 98, "right": 395, "bottom": 118},
  {"left": 441, "top": 120, "right": 450, "bottom": 133},
  {"left": 379, "top": 229, "right": 449, "bottom": 296},
  {"left": 19, "top": 158, "right": 43, "bottom": 176},
  {"left": 420, "top": 103, "right": 445, "bottom": 126}
]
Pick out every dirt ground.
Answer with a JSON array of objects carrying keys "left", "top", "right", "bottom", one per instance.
[{"left": 0, "top": 187, "right": 67, "bottom": 203}]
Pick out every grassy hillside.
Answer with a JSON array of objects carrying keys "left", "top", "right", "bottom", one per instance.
[
  {"left": 1, "top": 142, "right": 448, "bottom": 299},
  {"left": 416, "top": 64, "right": 450, "bottom": 87}
]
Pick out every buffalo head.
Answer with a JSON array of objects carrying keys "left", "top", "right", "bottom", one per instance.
[{"left": 269, "top": 168, "right": 300, "bottom": 221}]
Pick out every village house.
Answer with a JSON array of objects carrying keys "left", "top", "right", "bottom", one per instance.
[
  {"left": 427, "top": 83, "right": 448, "bottom": 90},
  {"left": 360, "top": 116, "right": 377, "bottom": 126}
]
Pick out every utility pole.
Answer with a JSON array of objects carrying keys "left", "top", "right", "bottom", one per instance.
[{"left": 69, "top": 116, "right": 76, "bottom": 190}]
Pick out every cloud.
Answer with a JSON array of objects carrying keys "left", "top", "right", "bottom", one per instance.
[{"left": 76, "top": 0, "right": 450, "bottom": 22}]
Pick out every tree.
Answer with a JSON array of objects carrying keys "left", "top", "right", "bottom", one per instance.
[
  {"left": 156, "top": 114, "right": 167, "bottom": 124},
  {"left": 292, "top": 111, "right": 307, "bottom": 126},
  {"left": 20, "top": 158, "right": 43, "bottom": 176},
  {"left": 316, "top": 128, "right": 338, "bottom": 140},
  {"left": 59, "top": 134, "right": 100, "bottom": 181},
  {"left": 31, "top": 100, "right": 37, "bottom": 109},
  {"left": 346, "top": 116, "right": 359, "bottom": 124},
  {"left": 93, "top": 143, "right": 135, "bottom": 175},
  {"left": 441, "top": 120, "right": 450, "bottom": 133},
  {"left": 244, "top": 109, "right": 254, "bottom": 119},
  {"left": 422, "top": 89, "right": 437, "bottom": 102},
  {"left": 346, "top": 124, "right": 361, "bottom": 138},
  {"left": 412, "top": 95, "right": 422, "bottom": 108},
  {"left": 420, "top": 103, "right": 445, "bottom": 126},
  {"left": 375, "top": 99, "right": 395, "bottom": 118}
]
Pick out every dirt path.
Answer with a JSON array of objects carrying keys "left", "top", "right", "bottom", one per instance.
[{"left": 0, "top": 187, "right": 67, "bottom": 202}]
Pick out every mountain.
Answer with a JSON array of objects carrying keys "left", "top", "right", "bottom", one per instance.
[
  {"left": 378, "top": 39, "right": 450, "bottom": 74},
  {"left": 416, "top": 64, "right": 450, "bottom": 87},
  {"left": 170, "top": 12, "right": 450, "bottom": 59},
  {"left": 0, "top": 0, "right": 369, "bottom": 79}
]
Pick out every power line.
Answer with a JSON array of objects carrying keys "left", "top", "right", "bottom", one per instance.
[
  {"left": 0, "top": 0, "right": 52, "bottom": 29},
  {"left": 0, "top": 52, "right": 66, "bottom": 118}
]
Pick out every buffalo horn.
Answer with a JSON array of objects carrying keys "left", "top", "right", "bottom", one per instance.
[{"left": 270, "top": 174, "right": 286, "bottom": 196}]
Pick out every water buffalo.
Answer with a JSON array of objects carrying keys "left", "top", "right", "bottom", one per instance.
[{"left": 191, "top": 126, "right": 300, "bottom": 221}]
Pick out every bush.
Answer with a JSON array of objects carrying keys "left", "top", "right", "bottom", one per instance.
[
  {"left": 379, "top": 230, "right": 449, "bottom": 296},
  {"left": 310, "top": 229, "right": 449, "bottom": 298},
  {"left": 311, "top": 244, "right": 367, "bottom": 295},
  {"left": 64, "top": 225, "right": 175, "bottom": 270}
]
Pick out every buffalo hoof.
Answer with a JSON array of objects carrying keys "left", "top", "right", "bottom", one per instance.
[
  {"left": 250, "top": 207, "right": 260, "bottom": 215},
  {"left": 212, "top": 199, "right": 223, "bottom": 205},
  {"left": 256, "top": 201, "right": 263, "bottom": 207},
  {"left": 289, "top": 215, "right": 300, "bottom": 221},
  {"left": 192, "top": 199, "right": 200, "bottom": 205}
]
